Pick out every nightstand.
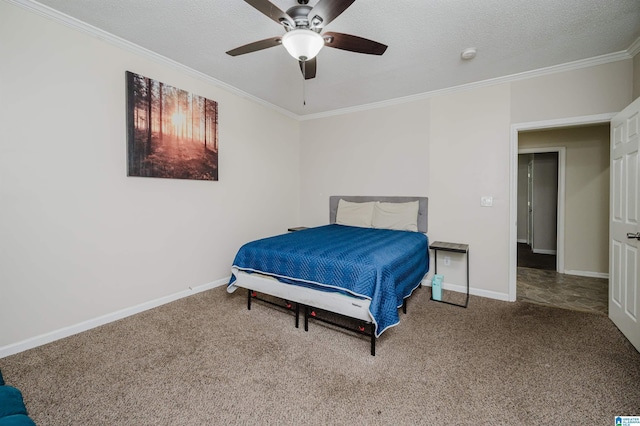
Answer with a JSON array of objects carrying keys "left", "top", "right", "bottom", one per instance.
[
  {"left": 429, "top": 241, "right": 469, "bottom": 308},
  {"left": 287, "top": 227, "right": 309, "bottom": 232}
]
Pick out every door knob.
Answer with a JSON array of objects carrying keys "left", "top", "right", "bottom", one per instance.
[{"left": 627, "top": 232, "right": 640, "bottom": 240}]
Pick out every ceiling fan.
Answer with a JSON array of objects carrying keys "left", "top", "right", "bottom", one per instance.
[{"left": 226, "top": 0, "right": 388, "bottom": 80}]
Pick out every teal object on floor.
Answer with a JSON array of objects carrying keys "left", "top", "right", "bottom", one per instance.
[
  {"left": 0, "top": 370, "right": 37, "bottom": 426},
  {"left": 432, "top": 274, "right": 443, "bottom": 301}
]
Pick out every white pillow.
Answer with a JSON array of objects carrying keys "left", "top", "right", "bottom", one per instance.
[
  {"left": 372, "top": 201, "right": 419, "bottom": 232},
  {"left": 336, "top": 199, "right": 375, "bottom": 228}
]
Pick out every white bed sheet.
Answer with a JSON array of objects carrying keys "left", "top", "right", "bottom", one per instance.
[{"left": 228, "top": 267, "right": 373, "bottom": 322}]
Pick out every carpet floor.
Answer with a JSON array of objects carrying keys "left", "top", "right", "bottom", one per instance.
[{"left": 1, "top": 285, "right": 639, "bottom": 425}]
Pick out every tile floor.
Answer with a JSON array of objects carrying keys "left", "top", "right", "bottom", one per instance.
[
  {"left": 515, "top": 243, "right": 608, "bottom": 315},
  {"left": 517, "top": 267, "right": 608, "bottom": 315}
]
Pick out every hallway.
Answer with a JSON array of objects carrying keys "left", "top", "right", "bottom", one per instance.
[{"left": 516, "top": 243, "right": 608, "bottom": 315}]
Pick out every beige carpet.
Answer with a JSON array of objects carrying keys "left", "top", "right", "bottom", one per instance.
[{"left": 2, "top": 285, "right": 639, "bottom": 425}]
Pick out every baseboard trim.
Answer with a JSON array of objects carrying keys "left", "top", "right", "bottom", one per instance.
[
  {"left": 0, "top": 277, "right": 230, "bottom": 359},
  {"left": 563, "top": 270, "right": 609, "bottom": 279},
  {"left": 532, "top": 248, "right": 557, "bottom": 255},
  {"left": 426, "top": 277, "right": 510, "bottom": 302}
]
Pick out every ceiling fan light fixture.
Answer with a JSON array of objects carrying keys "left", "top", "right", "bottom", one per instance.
[{"left": 282, "top": 29, "right": 324, "bottom": 61}]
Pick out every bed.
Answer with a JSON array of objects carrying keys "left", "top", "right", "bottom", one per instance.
[{"left": 227, "top": 196, "right": 429, "bottom": 355}]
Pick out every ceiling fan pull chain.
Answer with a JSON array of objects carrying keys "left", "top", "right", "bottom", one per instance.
[{"left": 302, "top": 60, "right": 306, "bottom": 106}]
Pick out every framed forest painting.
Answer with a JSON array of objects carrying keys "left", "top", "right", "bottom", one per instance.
[{"left": 126, "top": 71, "right": 218, "bottom": 181}]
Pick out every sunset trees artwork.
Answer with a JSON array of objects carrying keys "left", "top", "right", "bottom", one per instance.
[{"left": 126, "top": 71, "right": 218, "bottom": 181}]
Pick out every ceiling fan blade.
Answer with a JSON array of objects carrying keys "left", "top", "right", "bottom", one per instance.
[
  {"left": 308, "top": 0, "right": 355, "bottom": 28},
  {"left": 244, "top": 0, "right": 295, "bottom": 28},
  {"left": 323, "top": 32, "right": 387, "bottom": 55},
  {"left": 299, "top": 57, "right": 317, "bottom": 80},
  {"left": 226, "top": 37, "right": 282, "bottom": 56}
]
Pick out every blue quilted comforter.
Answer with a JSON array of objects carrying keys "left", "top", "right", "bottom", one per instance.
[{"left": 229, "top": 224, "right": 429, "bottom": 337}]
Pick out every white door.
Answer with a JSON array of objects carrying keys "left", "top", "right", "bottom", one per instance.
[{"left": 610, "top": 96, "right": 640, "bottom": 353}]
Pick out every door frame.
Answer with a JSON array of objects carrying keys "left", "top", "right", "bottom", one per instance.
[
  {"left": 508, "top": 113, "right": 616, "bottom": 301},
  {"left": 527, "top": 159, "right": 534, "bottom": 246},
  {"left": 519, "top": 147, "right": 565, "bottom": 269}
]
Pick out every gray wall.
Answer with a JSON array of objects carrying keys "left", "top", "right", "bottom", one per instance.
[
  {"left": 532, "top": 153, "right": 559, "bottom": 253},
  {"left": 517, "top": 155, "right": 531, "bottom": 242}
]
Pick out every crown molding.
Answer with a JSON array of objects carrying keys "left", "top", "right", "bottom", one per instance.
[
  {"left": 628, "top": 36, "right": 640, "bottom": 57},
  {"left": 6, "top": 0, "right": 636, "bottom": 122},
  {"left": 5, "top": 0, "right": 299, "bottom": 120},
  {"left": 299, "top": 50, "right": 632, "bottom": 120}
]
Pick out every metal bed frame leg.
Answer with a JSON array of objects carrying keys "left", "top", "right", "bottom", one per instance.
[
  {"left": 247, "top": 289, "right": 301, "bottom": 328},
  {"left": 370, "top": 324, "right": 376, "bottom": 356},
  {"left": 249, "top": 290, "right": 383, "bottom": 355}
]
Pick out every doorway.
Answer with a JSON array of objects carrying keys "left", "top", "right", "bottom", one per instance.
[
  {"left": 517, "top": 150, "right": 561, "bottom": 272},
  {"left": 509, "top": 114, "right": 614, "bottom": 312}
]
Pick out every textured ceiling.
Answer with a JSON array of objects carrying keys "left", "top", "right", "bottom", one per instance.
[{"left": 25, "top": 0, "right": 640, "bottom": 116}]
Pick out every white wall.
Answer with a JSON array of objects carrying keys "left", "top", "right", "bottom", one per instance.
[
  {"left": 511, "top": 61, "right": 633, "bottom": 123},
  {"left": 2, "top": 1, "right": 635, "bottom": 353},
  {"left": 0, "top": 2, "right": 300, "bottom": 351},
  {"left": 300, "top": 61, "right": 633, "bottom": 300},
  {"left": 299, "top": 100, "right": 431, "bottom": 227},
  {"left": 428, "top": 84, "right": 512, "bottom": 297}
]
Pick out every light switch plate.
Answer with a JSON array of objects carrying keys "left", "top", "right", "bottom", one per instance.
[{"left": 481, "top": 196, "right": 493, "bottom": 207}]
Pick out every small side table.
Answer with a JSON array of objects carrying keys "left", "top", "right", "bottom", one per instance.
[
  {"left": 287, "top": 227, "right": 309, "bottom": 232},
  {"left": 429, "top": 241, "right": 469, "bottom": 308}
]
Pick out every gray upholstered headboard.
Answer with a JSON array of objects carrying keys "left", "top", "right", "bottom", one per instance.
[{"left": 329, "top": 196, "right": 428, "bottom": 233}]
